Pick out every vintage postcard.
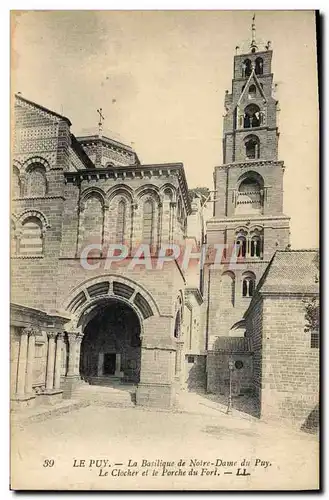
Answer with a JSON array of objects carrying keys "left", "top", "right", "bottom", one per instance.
[{"left": 10, "top": 10, "right": 319, "bottom": 491}]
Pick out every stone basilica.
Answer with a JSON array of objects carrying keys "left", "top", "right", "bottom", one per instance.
[{"left": 10, "top": 24, "right": 319, "bottom": 428}]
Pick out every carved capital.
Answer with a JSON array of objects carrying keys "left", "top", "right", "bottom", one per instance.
[
  {"left": 47, "top": 330, "right": 57, "bottom": 340},
  {"left": 66, "top": 331, "right": 79, "bottom": 344},
  {"left": 56, "top": 332, "right": 65, "bottom": 342},
  {"left": 76, "top": 333, "right": 84, "bottom": 345},
  {"left": 22, "top": 326, "right": 38, "bottom": 337}
]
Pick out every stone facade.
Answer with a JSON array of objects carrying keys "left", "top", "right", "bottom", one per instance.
[
  {"left": 244, "top": 250, "right": 319, "bottom": 428},
  {"left": 205, "top": 37, "right": 290, "bottom": 395},
  {"left": 10, "top": 29, "right": 319, "bottom": 428},
  {"left": 11, "top": 94, "right": 204, "bottom": 410}
]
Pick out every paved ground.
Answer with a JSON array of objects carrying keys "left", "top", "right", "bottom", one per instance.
[{"left": 11, "top": 392, "right": 319, "bottom": 491}]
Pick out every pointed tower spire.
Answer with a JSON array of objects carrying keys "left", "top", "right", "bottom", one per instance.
[{"left": 250, "top": 13, "right": 258, "bottom": 53}]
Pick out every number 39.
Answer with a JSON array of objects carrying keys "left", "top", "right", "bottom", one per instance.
[{"left": 43, "top": 459, "right": 55, "bottom": 467}]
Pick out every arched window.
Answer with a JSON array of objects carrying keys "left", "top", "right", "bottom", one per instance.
[
  {"left": 242, "top": 273, "right": 256, "bottom": 297},
  {"left": 19, "top": 216, "right": 43, "bottom": 256},
  {"left": 242, "top": 272, "right": 256, "bottom": 297},
  {"left": 27, "top": 165, "right": 47, "bottom": 197},
  {"left": 236, "top": 173, "right": 264, "bottom": 215},
  {"left": 242, "top": 59, "right": 252, "bottom": 77},
  {"left": 248, "top": 84, "right": 256, "bottom": 99},
  {"left": 250, "top": 235, "right": 261, "bottom": 257},
  {"left": 220, "top": 271, "right": 235, "bottom": 306},
  {"left": 245, "top": 135, "right": 260, "bottom": 159},
  {"left": 235, "top": 235, "right": 247, "bottom": 258},
  {"left": 243, "top": 104, "right": 261, "bottom": 128},
  {"left": 255, "top": 57, "right": 263, "bottom": 75},
  {"left": 142, "top": 199, "right": 154, "bottom": 246},
  {"left": 116, "top": 199, "right": 126, "bottom": 245},
  {"left": 174, "top": 310, "right": 181, "bottom": 338},
  {"left": 80, "top": 194, "right": 103, "bottom": 255},
  {"left": 12, "top": 168, "right": 21, "bottom": 198},
  {"left": 163, "top": 188, "right": 173, "bottom": 202}
]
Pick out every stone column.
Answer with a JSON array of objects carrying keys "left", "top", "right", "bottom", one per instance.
[
  {"left": 54, "top": 333, "right": 64, "bottom": 390},
  {"left": 97, "top": 353, "right": 104, "bottom": 376},
  {"left": 45, "top": 331, "right": 57, "bottom": 391},
  {"left": 67, "top": 332, "right": 77, "bottom": 377},
  {"left": 75, "top": 334, "right": 83, "bottom": 376},
  {"left": 25, "top": 328, "right": 37, "bottom": 395},
  {"left": 16, "top": 327, "right": 29, "bottom": 397},
  {"left": 115, "top": 353, "right": 121, "bottom": 377}
]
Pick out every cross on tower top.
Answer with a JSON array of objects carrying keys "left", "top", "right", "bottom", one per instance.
[{"left": 97, "top": 108, "right": 105, "bottom": 136}]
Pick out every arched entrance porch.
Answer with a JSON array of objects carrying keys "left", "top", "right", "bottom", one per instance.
[{"left": 79, "top": 298, "right": 141, "bottom": 385}]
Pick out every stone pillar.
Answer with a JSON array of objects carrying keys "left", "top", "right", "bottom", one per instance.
[
  {"left": 25, "top": 328, "right": 37, "bottom": 395},
  {"left": 97, "top": 353, "right": 104, "bottom": 376},
  {"left": 115, "top": 353, "right": 121, "bottom": 377},
  {"left": 63, "top": 332, "right": 81, "bottom": 399},
  {"left": 46, "top": 331, "right": 57, "bottom": 391},
  {"left": 67, "top": 332, "right": 77, "bottom": 376},
  {"left": 16, "top": 327, "right": 29, "bottom": 397},
  {"left": 54, "top": 333, "right": 64, "bottom": 390},
  {"left": 75, "top": 334, "right": 83, "bottom": 376}
]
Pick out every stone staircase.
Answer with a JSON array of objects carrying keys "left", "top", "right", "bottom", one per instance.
[{"left": 73, "top": 380, "right": 136, "bottom": 408}]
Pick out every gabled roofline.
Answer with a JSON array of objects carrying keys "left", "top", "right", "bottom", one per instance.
[
  {"left": 236, "top": 68, "right": 267, "bottom": 108},
  {"left": 14, "top": 94, "right": 72, "bottom": 126}
]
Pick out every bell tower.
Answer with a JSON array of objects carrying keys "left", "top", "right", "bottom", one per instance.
[{"left": 206, "top": 17, "right": 291, "bottom": 352}]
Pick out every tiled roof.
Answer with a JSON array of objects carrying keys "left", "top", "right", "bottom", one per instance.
[
  {"left": 212, "top": 337, "right": 252, "bottom": 353},
  {"left": 258, "top": 249, "right": 319, "bottom": 295}
]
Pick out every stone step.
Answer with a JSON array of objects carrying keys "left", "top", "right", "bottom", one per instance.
[{"left": 73, "top": 383, "right": 136, "bottom": 408}]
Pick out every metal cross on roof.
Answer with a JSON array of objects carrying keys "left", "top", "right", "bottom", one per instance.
[{"left": 97, "top": 108, "right": 105, "bottom": 136}]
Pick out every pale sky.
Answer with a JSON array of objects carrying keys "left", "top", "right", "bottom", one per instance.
[{"left": 11, "top": 10, "right": 319, "bottom": 249}]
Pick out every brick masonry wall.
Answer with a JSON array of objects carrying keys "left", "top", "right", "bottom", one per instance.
[
  {"left": 260, "top": 295, "right": 319, "bottom": 428},
  {"left": 206, "top": 352, "right": 253, "bottom": 395},
  {"left": 245, "top": 297, "right": 263, "bottom": 405}
]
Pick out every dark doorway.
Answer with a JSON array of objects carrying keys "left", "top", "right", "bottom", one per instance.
[
  {"left": 79, "top": 299, "right": 141, "bottom": 383},
  {"left": 104, "top": 353, "right": 116, "bottom": 375}
]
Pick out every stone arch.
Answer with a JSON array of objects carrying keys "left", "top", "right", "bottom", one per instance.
[
  {"left": 25, "top": 164, "right": 48, "bottom": 197},
  {"left": 237, "top": 171, "right": 264, "bottom": 191},
  {"left": 80, "top": 187, "right": 106, "bottom": 210},
  {"left": 16, "top": 208, "right": 50, "bottom": 229},
  {"left": 220, "top": 271, "right": 235, "bottom": 306},
  {"left": 12, "top": 165, "right": 21, "bottom": 198},
  {"left": 62, "top": 274, "right": 161, "bottom": 330},
  {"left": 77, "top": 297, "right": 143, "bottom": 383},
  {"left": 107, "top": 184, "right": 134, "bottom": 205},
  {"left": 13, "top": 159, "right": 23, "bottom": 172},
  {"left": 135, "top": 184, "right": 161, "bottom": 205},
  {"left": 242, "top": 58, "right": 252, "bottom": 77},
  {"left": 236, "top": 172, "right": 264, "bottom": 216},
  {"left": 78, "top": 191, "right": 105, "bottom": 254},
  {"left": 255, "top": 57, "right": 263, "bottom": 75},
  {"left": 242, "top": 271, "right": 256, "bottom": 297},
  {"left": 248, "top": 84, "right": 256, "bottom": 99},
  {"left": 16, "top": 212, "right": 47, "bottom": 257},
  {"left": 244, "top": 134, "right": 260, "bottom": 159},
  {"left": 243, "top": 103, "right": 262, "bottom": 128},
  {"left": 160, "top": 183, "right": 176, "bottom": 202},
  {"left": 23, "top": 156, "right": 50, "bottom": 172}
]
